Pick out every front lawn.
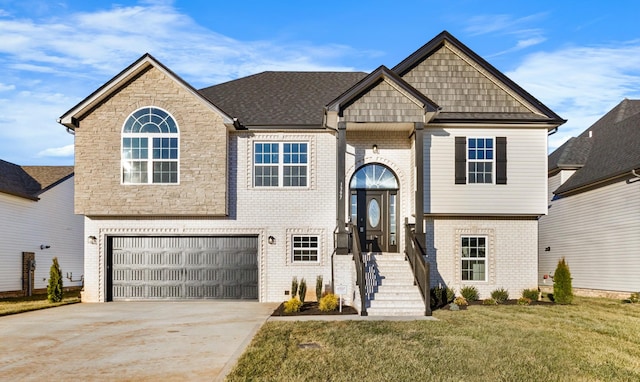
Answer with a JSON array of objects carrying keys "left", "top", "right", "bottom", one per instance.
[
  {"left": 226, "top": 297, "right": 640, "bottom": 381},
  {"left": 0, "top": 290, "right": 81, "bottom": 316}
]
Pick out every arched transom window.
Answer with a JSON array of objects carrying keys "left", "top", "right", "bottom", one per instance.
[
  {"left": 350, "top": 163, "right": 398, "bottom": 189},
  {"left": 121, "top": 107, "right": 179, "bottom": 184}
]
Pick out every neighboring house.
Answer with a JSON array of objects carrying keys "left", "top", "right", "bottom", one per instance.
[
  {"left": 539, "top": 99, "right": 640, "bottom": 297},
  {"left": 0, "top": 160, "right": 84, "bottom": 297},
  {"left": 58, "top": 31, "right": 564, "bottom": 313}
]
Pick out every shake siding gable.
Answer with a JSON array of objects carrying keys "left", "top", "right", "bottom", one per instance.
[
  {"left": 401, "top": 43, "right": 535, "bottom": 114},
  {"left": 342, "top": 79, "right": 424, "bottom": 123},
  {"left": 74, "top": 66, "right": 228, "bottom": 216}
]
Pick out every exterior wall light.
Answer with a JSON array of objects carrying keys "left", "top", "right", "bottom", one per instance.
[
  {"left": 40, "top": 244, "right": 50, "bottom": 250},
  {"left": 268, "top": 236, "right": 276, "bottom": 245},
  {"left": 372, "top": 144, "right": 379, "bottom": 154},
  {"left": 87, "top": 236, "right": 97, "bottom": 245}
]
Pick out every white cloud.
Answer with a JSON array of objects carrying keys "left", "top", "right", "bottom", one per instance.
[
  {"left": 0, "top": 82, "right": 14, "bottom": 91},
  {"left": 37, "top": 144, "right": 74, "bottom": 158},
  {"left": 507, "top": 42, "right": 640, "bottom": 151}
]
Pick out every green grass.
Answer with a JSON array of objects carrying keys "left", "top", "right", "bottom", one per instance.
[
  {"left": 226, "top": 297, "right": 640, "bottom": 381},
  {"left": 0, "top": 290, "right": 81, "bottom": 316}
]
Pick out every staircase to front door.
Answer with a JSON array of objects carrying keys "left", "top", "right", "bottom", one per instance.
[{"left": 361, "top": 252, "right": 426, "bottom": 316}]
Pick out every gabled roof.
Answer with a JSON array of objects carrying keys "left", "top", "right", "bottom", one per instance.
[
  {"left": 0, "top": 160, "right": 73, "bottom": 200},
  {"left": 199, "top": 71, "right": 368, "bottom": 127},
  {"left": 548, "top": 137, "right": 593, "bottom": 172},
  {"left": 325, "top": 65, "right": 440, "bottom": 116},
  {"left": 392, "top": 31, "right": 566, "bottom": 126},
  {"left": 59, "top": 53, "right": 234, "bottom": 129},
  {"left": 554, "top": 99, "right": 640, "bottom": 195}
]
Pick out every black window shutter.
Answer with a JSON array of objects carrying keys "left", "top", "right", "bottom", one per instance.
[
  {"left": 496, "top": 137, "right": 507, "bottom": 184},
  {"left": 455, "top": 136, "right": 466, "bottom": 184}
]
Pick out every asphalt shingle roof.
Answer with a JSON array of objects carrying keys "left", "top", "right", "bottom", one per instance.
[
  {"left": 553, "top": 99, "right": 640, "bottom": 195},
  {"left": 0, "top": 160, "right": 73, "bottom": 200},
  {"left": 199, "top": 71, "right": 368, "bottom": 126}
]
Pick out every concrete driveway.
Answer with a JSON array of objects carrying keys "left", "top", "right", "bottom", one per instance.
[{"left": 0, "top": 301, "right": 277, "bottom": 381}]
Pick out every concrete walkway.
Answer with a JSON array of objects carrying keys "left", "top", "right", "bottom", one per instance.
[{"left": 0, "top": 301, "right": 277, "bottom": 381}]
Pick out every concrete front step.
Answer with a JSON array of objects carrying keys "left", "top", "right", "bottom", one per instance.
[
  {"left": 366, "top": 307, "right": 427, "bottom": 316},
  {"left": 362, "top": 252, "right": 427, "bottom": 316}
]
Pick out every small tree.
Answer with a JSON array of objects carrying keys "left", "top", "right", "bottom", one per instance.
[
  {"left": 315, "top": 275, "right": 323, "bottom": 301},
  {"left": 299, "top": 278, "right": 307, "bottom": 304},
  {"left": 47, "top": 257, "right": 64, "bottom": 303},
  {"left": 553, "top": 257, "right": 573, "bottom": 304},
  {"left": 291, "top": 277, "right": 299, "bottom": 299}
]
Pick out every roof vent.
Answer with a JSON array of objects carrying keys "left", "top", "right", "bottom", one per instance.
[{"left": 588, "top": 130, "right": 593, "bottom": 138}]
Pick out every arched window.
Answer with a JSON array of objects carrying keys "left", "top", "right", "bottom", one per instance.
[
  {"left": 349, "top": 163, "right": 398, "bottom": 189},
  {"left": 121, "top": 107, "right": 179, "bottom": 184}
]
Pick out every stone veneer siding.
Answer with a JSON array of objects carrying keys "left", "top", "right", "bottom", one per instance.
[
  {"left": 425, "top": 216, "right": 539, "bottom": 299},
  {"left": 74, "top": 66, "right": 228, "bottom": 216}
]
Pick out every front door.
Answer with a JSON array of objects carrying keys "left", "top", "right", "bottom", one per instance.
[
  {"left": 353, "top": 190, "right": 398, "bottom": 252},
  {"left": 350, "top": 163, "right": 400, "bottom": 253}
]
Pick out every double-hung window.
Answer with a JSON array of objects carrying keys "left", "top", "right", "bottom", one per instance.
[
  {"left": 292, "top": 235, "right": 319, "bottom": 262},
  {"left": 461, "top": 236, "right": 487, "bottom": 281},
  {"left": 467, "top": 138, "right": 493, "bottom": 184},
  {"left": 254, "top": 142, "right": 308, "bottom": 187},
  {"left": 122, "top": 107, "right": 179, "bottom": 184}
]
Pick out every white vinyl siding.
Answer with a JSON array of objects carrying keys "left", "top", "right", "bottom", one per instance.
[
  {"left": 0, "top": 179, "right": 84, "bottom": 293},
  {"left": 539, "top": 173, "right": 640, "bottom": 293},
  {"left": 425, "top": 127, "right": 548, "bottom": 215}
]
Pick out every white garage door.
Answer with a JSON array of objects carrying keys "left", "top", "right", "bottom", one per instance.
[{"left": 109, "top": 236, "right": 258, "bottom": 301}]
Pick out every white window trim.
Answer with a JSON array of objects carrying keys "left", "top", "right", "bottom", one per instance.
[
  {"left": 467, "top": 136, "right": 495, "bottom": 185},
  {"left": 252, "top": 141, "right": 310, "bottom": 188},
  {"left": 121, "top": 107, "right": 180, "bottom": 185},
  {"left": 291, "top": 234, "right": 320, "bottom": 263},
  {"left": 286, "top": 228, "right": 324, "bottom": 265}
]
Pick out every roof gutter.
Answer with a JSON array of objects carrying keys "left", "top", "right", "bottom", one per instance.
[
  {"left": 632, "top": 168, "right": 640, "bottom": 179},
  {"left": 548, "top": 127, "right": 558, "bottom": 136}
]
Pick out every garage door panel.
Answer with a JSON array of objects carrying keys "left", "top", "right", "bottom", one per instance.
[{"left": 111, "top": 236, "right": 258, "bottom": 301}]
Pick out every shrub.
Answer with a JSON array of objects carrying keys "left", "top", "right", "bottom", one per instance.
[
  {"left": 315, "top": 275, "right": 323, "bottom": 301},
  {"left": 47, "top": 257, "right": 64, "bottom": 303},
  {"left": 518, "top": 297, "right": 532, "bottom": 306},
  {"left": 291, "top": 277, "right": 299, "bottom": 299},
  {"left": 460, "top": 285, "right": 479, "bottom": 301},
  {"left": 553, "top": 257, "right": 573, "bottom": 304},
  {"left": 446, "top": 287, "right": 456, "bottom": 304},
  {"left": 319, "top": 293, "right": 339, "bottom": 312},
  {"left": 522, "top": 288, "right": 540, "bottom": 301},
  {"left": 482, "top": 298, "right": 497, "bottom": 305},
  {"left": 453, "top": 296, "right": 468, "bottom": 306},
  {"left": 299, "top": 278, "right": 307, "bottom": 303},
  {"left": 490, "top": 288, "right": 509, "bottom": 304},
  {"left": 283, "top": 297, "right": 302, "bottom": 313},
  {"left": 628, "top": 292, "right": 640, "bottom": 304}
]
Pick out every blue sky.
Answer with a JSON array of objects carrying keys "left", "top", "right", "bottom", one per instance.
[{"left": 1, "top": 0, "right": 639, "bottom": 165}]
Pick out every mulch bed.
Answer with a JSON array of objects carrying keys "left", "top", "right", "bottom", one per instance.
[
  {"left": 442, "top": 299, "right": 555, "bottom": 310},
  {"left": 271, "top": 301, "right": 358, "bottom": 316}
]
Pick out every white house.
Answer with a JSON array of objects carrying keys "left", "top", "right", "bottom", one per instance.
[
  {"left": 58, "top": 31, "right": 564, "bottom": 315},
  {"left": 0, "top": 161, "right": 84, "bottom": 297},
  {"left": 539, "top": 99, "right": 640, "bottom": 297}
]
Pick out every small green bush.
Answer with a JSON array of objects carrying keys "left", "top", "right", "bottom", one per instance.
[
  {"left": 47, "top": 257, "right": 64, "bottom": 303},
  {"left": 482, "top": 298, "right": 497, "bottom": 305},
  {"left": 491, "top": 288, "right": 509, "bottom": 304},
  {"left": 291, "top": 277, "right": 299, "bottom": 299},
  {"left": 283, "top": 297, "right": 302, "bottom": 313},
  {"left": 299, "top": 278, "right": 307, "bottom": 303},
  {"left": 446, "top": 287, "right": 456, "bottom": 304},
  {"left": 460, "top": 286, "right": 479, "bottom": 301},
  {"left": 628, "top": 292, "right": 640, "bottom": 304},
  {"left": 553, "top": 257, "right": 573, "bottom": 304},
  {"left": 518, "top": 297, "right": 532, "bottom": 306},
  {"left": 315, "top": 275, "right": 323, "bottom": 301},
  {"left": 319, "top": 293, "right": 339, "bottom": 312},
  {"left": 522, "top": 288, "right": 540, "bottom": 301}
]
